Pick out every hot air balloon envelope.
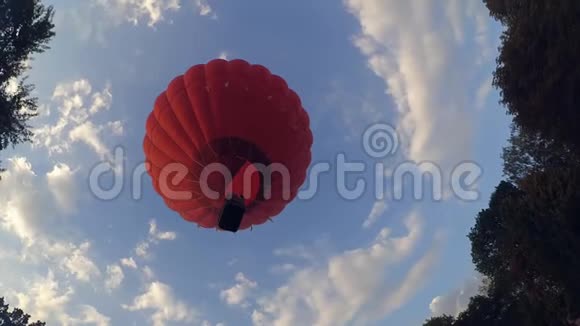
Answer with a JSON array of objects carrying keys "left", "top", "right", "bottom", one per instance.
[{"left": 143, "top": 59, "right": 313, "bottom": 232}]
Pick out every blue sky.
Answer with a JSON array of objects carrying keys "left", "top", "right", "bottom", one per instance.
[{"left": 0, "top": 1, "right": 512, "bottom": 325}]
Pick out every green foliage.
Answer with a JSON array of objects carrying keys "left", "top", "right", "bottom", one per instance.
[
  {"left": 454, "top": 295, "right": 515, "bottom": 326},
  {"left": 487, "top": 0, "right": 580, "bottom": 150},
  {"left": 501, "top": 123, "right": 580, "bottom": 185},
  {"left": 0, "top": 297, "right": 46, "bottom": 326},
  {"left": 466, "top": 167, "right": 580, "bottom": 324},
  {"left": 468, "top": 181, "right": 522, "bottom": 282},
  {"left": 483, "top": 0, "right": 526, "bottom": 25},
  {"left": 427, "top": 1, "right": 580, "bottom": 325},
  {"left": 423, "top": 315, "right": 455, "bottom": 326},
  {"left": 518, "top": 167, "right": 580, "bottom": 320},
  {"left": 0, "top": 0, "right": 55, "bottom": 175}
]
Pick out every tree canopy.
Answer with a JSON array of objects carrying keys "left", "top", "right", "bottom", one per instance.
[
  {"left": 424, "top": 172, "right": 577, "bottom": 325},
  {"left": 485, "top": 0, "right": 580, "bottom": 150},
  {"left": 501, "top": 123, "right": 580, "bottom": 185},
  {"left": 424, "top": 2, "right": 580, "bottom": 324},
  {"left": 423, "top": 315, "right": 455, "bottom": 326},
  {"left": 0, "top": 297, "right": 45, "bottom": 326},
  {"left": 0, "top": 0, "right": 55, "bottom": 173}
]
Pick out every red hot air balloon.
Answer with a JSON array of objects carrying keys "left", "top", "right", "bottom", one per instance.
[{"left": 143, "top": 59, "right": 313, "bottom": 232}]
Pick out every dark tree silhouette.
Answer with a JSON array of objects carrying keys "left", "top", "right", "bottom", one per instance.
[
  {"left": 0, "top": 0, "right": 55, "bottom": 174},
  {"left": 424, "top": 174, "right": 575, "bottom": 325},
  {"left": 453, "top": 295, "right": 515, "bottom": 326},
  {"left": 425, "top": 1, "right": 580, "bottom": 324},
  {"left": 422, "top": 315, "right": 455, "bottom": 326},
  {"left": 424, "top": 291, "right": 568, "bottom": 326},
  {"left": 468, "top": 181, "right": 523, "bottom": 283},
  {"left": 0, "top": 297, "right": 45, "bottom": 326},
  {"left": 467, "top": 168, "right": 580, "bottom": 324},
  {"left": 453, "top": 291, "right": 565, "bottom": 326},
  {"left": 501, "top": 123, "right": 580, "bottom": 185},
  {"left": 517, "top": 166, "right": 580, "bottom": 322},
  {"left": 485, "top": 0, "right": 580, "bottom": 151}
]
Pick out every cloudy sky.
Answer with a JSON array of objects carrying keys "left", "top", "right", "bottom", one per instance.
[{"left": 0, "top": 0, "right": 511, "bottom": 325}]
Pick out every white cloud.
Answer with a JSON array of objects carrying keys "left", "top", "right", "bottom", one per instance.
[
  {"left": 88, "top": 85, "right": 113, "bottom": 115},
  {"left": 218, "top": 51, "right": 229, "bottom": 60},
  {"left": 273, "top": 245, "right": 317, "bottom": 263},
  {"left": 107, "top": 120, "right": 124, "bottom": 136},
  {"left": 132, "top": 219, "right": 177, "bottom": 260},
  {"left": 46, "top": 163, "right": 77, "bottom": 213},
  {"left": 51, "top": 79, "right": 111, "bottom": 123},
  {"left": 345, "top": 0, "right": 497, "bottom": 196},
  {"left": 371, "top": 248, "right": 440, "bottom": 320},
  {"left": 89, "top": 0, "right": 216, "bottom": 28},
  {"left": 93, "top": 0, "right": 181, "bottom": 27},
  {"left": 0, "top": 159, "right": 98, "bottom": 278},
  {"left": 227, "top": 258, "right": 238, "bottom": 266},
  {"left": 322, "top": 81, "right": 387, "bottom": 142},
  {"left": 220, "top": 273, "right": 258, "bottom": 308},
  {"left": 270, "top": 263, "right": 297, "bottom": 274},
  {"left": 476, "top": 75, "right": 494, "bottom": 110},
  {"left": 69, "top": 305, "right": 112, "bottom": 326},
  {"left": 33, "top": 79, "right": 121, "bottom": 160},
  {"left": 7, "top": 270, "right": 111, "bottom": 325},
  {"left": 59, "top": 0, "right": 217, "bottom": 45},
  {"left": 194, "top": 0, "right": 213, "bottom": 17},
  {"left": 0, "top": 156, "right": 101, "bottom": 284},
  {"left": 0, "top": 99, "right": 116, "bottom": 326},
  {"left": 148, "top": 219, "right": 177, "bottom": 241},
  {"left": 135, "top": 241, "right": 150, "bottom": 258},
  {"left": 60, "top": 242, "right": 101, "bottom": 282},
  {"left": 0, "top": 247, "right": 19, "bottom": 260},
  {"left": 202, "top": 321, "right": 226, "bottom": 326},
  {"left": 142, "top": 266, "right": 155, "bottom": 280},
  {"left": 69, "top": 121, "right": 110, "bottom": 159},
  {"left": 6, "top": 77, "right": 19, "bottom": 95},
  {"left": 252, "top": 212, "right": 442, "bottom": 326},
  {"left": 0, "top": 157, "right": 58, "bottom": 242},
  {"left": 122, "top": 281, "right": 198, "bottom": 326},
  {"left": 362, "top": 200, "right": 388, "bottom": 228},
  {"left": 15, "top": 238, "right": 100, "bottom": 280},
  {"left": 8, "top": 270, "right": 74, "bottom": 324},
  {"left": 52, "top": 79, "right": 92, "bottom": 105},
  {"left": 105, "top": 264, "right": 125, "bottom": 292},
  {"left": 271, "top": 237, "right": 332, "bottom": 271},
  {"left": 0, "top": 76, "right": 122, "bottom": 326},
  {"left": 6, "top": 272, "right": 106, "bottom": 326},
  {"left": 429, "top": 274, "right": 484, "bottom": 317},
  {"left": 121, "top": 257, "right": 138, "bottom": 269}
]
